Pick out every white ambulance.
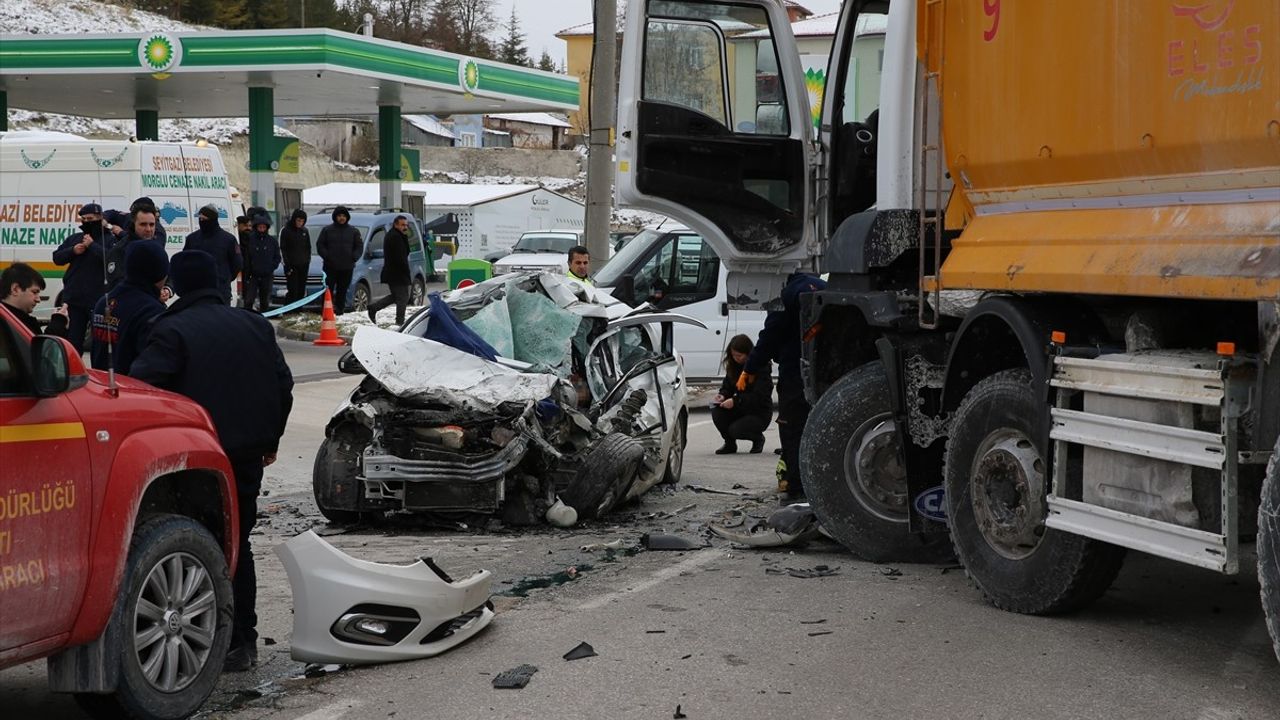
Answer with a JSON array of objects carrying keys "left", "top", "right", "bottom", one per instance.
[{"left": 0, "top": 131, "right": 234, "bottom": 306}]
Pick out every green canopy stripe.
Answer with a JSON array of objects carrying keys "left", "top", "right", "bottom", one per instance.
[
  {"left": 0, "top": 38, "right": 137, "bottom": 69},
  {"left": 477, "top": 65, "right": 579, "bottom": 105}
]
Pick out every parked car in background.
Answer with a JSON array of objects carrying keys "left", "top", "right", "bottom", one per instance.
[
  {"left": 271, "top": 210, "right": 434, "bottom": 311},
  {"left": 490, "top": 230, "right": 584, "bottom": 276}
]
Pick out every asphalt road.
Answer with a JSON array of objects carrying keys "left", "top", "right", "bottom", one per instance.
[{"left": 3, "top": 340, "right": 1277, "bottom": 719}]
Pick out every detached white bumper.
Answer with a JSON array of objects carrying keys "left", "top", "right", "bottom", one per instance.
[{"left": 275, "top": 530, "right": 494, "bottom": 665}]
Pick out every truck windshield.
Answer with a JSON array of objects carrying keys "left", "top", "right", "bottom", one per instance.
[
  {"left": 593, "top": 228, "right": 664, "bottom": 287},
  {"left": 511, "top": 233, "right": 579, "bottom": 253}
]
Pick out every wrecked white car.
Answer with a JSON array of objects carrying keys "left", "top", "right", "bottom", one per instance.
[{"left": 314, "top": 272, "right": 700, "bottom": 525}]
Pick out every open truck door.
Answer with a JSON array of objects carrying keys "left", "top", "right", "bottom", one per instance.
[{"left": 616, "top": 0, "right": 814, "bottom": 308}]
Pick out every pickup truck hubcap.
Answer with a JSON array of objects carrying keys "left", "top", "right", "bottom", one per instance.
[
  {"left": 133, "top": 552, "right": 217, "bottom": 692},
  {"left": 970, "top": 430, "right": 1047, "bottom": 560},
  {"left": 844, "top": 414, "right": 908, "bottom": 523}
]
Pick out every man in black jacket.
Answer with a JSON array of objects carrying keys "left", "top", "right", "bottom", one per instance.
[
  {"left": 242, "top": 215, "right": 281, "bottom": 313},
  {"left": 89, "top": 241, "right": 168, "bottom": 375},
  {"left": 184, "top": 205, "right": 243, "bottom": 305},
  {"left": 104, "top": 205, "right": 165, "bottom": 293},
  {"left": 1, "top": 262, "right": 69, "bottom": 338},
  {"left": 130, "top": 250, "right": 294, "bottom": 673},
  {"left": 51, "top": 202, "right": 108, "bottom": 353},
  {"left": 315, "top": 206, "right": 363, "bottom": 314},
  {"left": 280, "top": 209, "right": 312, "bottom": 304},
  {"left": 366, "top": 214, "right": 413, "bottom": 325}
]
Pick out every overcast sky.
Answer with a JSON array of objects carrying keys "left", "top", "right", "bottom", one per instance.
[{"left": 502, "top": 0, "right": 847, "bottom": 65}]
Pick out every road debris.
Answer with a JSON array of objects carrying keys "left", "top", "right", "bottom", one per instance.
[
  {"left": 710, "top": 503, "right": 822, "bottom": 547},
  {"left": 580, "top": 539, "right": 629, "bottom": 552},
  {"left": 766, "top": 565, "right": 840, "bottom": 579},
  {"left": 686, "top": 484, "right": 751, "bottom": 496},
  {"left": 642, "top": 532, "right": 703, "bottom": 550},
  {"left": 563, "top": 642, "right": 598, "bottom": 661},
  {"left": 674, "top": 704, "right": 688, "bottom": 719},
  {"left": 492, "top": 664, "right": 539, "bottom": 689}
]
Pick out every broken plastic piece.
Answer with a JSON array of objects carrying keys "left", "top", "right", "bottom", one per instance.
[
  {"left": 493, "top": 664, "right": 539, "bottom": 689},
  {"left": 580, "top": 539, "right": 627, "bottom": 552},
  {"left": 563, "top": 642, "right": 598, "bottom": 661},
  {"left": 708, "top": 503, "right": 821, "bottom": 548},
  {"left": 545, "top": 498, "right": 578, "bottom": 527},
  {"left": 674, "top": 704, "right": 688, "bottom": 719},
  {"left": 642, "top": 532, "right": 702, "bottom": 551}
]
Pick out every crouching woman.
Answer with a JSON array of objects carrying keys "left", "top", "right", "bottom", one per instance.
[{"left": 712, "top": 334, "right": 773, "bottom": 454}]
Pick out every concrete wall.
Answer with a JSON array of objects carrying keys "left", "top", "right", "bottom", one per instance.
[{"left": 219, "top": 136, "right": 373, "bottom": 198}]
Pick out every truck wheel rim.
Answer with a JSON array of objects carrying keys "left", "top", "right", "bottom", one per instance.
[
  {"left": 133, "top": 551, "right": 217, "bottom": 693},
  {"left": 843, "top": 414, "right": 908, "bottom": 523},
  {"left": 969, "top": 430, "right": 1047, "bottom": 560}
]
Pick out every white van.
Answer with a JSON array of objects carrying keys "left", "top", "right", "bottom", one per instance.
[
  {"left": 0, "top": 131, "right": 234, "bottom": 305},
  {"left": 593, "top": 223, "right": 766, "bottom": 382}
]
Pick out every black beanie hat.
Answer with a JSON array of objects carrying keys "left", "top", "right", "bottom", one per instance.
[
  {"left": 291, "top": 208, "right": 308, "bottom": 222},
  {"left": 252, "top": 214, "right": 272, "bottom": 230},
  {"left": 169, "top": 250, "right": 218, "bottom": 296},
  {"left": 198, "top": 205, "right": 220, "bottom": 222},
  {"left": 130, "top": 196, "right": 157, "bottom": 213},
  {"left": 332, "top": 206, "right": 351, "bottom": 222},
  {"left": 124, "top": 242, "right": 169, "bottom": 285}
]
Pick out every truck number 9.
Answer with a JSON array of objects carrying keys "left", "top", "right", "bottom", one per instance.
[{"left": 983, "top": 0, "right": 1001, "bottom": 42}]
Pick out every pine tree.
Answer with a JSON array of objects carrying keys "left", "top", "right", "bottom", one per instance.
[
  {"left": 497, "top": 7, "right": 531, "bottom": 67},
  {"left": 214, "top": 0, "right": 252, "bottom": 29},
  {"left": 182, "top": 0, "right": 219, "bottom": 25},
  {"left": 537, "top": 49, "right": 556, "bottom": 73},
  {"left": 250, "top": 0, "right": 291, "bottom": 29}
]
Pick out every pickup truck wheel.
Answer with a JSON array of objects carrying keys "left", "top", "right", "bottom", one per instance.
[
  {"left": 411, "top": 276, "right": 426, "bottom": 306},
  {"left": 352, "top": 282, "right": 371, "bottom": 312},
  {"left": 661, "top": 411, "right": 687, "bottom": 485},
  {"left": 800, "top": 361, "right": 953, "bottom": 563},
  {"left": 313, "top": 435, "right": 375, "bottom": 525},
  {"left": 945, "top": 369, "right": 1126, "bottom": 614},
  {"left": 75, "top": 514, "right": 231, "bottom": 720},
  {"left": 1259, "top": 435, "right": 1280, "bottom": 662},
  {"left": 562, "top": 433, "right": 646, "bottom": 520}
]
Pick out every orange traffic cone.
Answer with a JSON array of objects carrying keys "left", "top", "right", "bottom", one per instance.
[{"left": 313, "top": 288, "right": 346, "bottom": 347}]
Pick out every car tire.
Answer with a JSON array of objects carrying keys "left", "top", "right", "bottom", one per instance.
[
  {"left": 352, "top": 282, "right": 371, "bottom": 312},
  {"left": 74, "top": 514, "right": 232, "bottom": 720},
  {"left": 1259, "top": 434, "right": 1280, "bottom": 662},
  {"left": 313, "top": 435, "right": 374, "bottom": 525},
  {"left": 800, "top": 361, "right": 953, "bottom": 563},
  {"left": 411, "top": 276, "right": 426, "bottom": 306},
  {"left": 945, "top": 369, "right": 1126, "bottom": 614},
  {"left": 562, "top": 433, "right": 646, "bottom": 520},
  {"left": 661, "top": 411, "right": 687, "bottom": 485}
]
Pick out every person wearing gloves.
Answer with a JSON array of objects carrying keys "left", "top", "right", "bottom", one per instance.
[
  {"left": 89, "top": 241, "right": 168, "bottom": 375},
  {"left": 242, "top": 215, "right": 282, "bottom": 313},
  {"left": 51, "top": 202, "right": 108, "bottom": 353},
  {"left": 315, "top": 205, "right": 363, "bottom": 314},
  {"left": 184, "top": 205, "right": 243, "bottom": 305},
  {"left": 712, "top": 334, "right": 773, "bottom": 454},
  {"left": 280, "top": 209, "right": 312, "bottom": 304}
]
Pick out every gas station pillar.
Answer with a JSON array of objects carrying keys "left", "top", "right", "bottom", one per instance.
[
  {"left": 248, "top": 85, "right": 276, "bottom": 221},
  {"left": 135, "top": 108, "right": 159, "bottom": 141},
  {"left": 378, "top": 104, "right": 402, "bottom": 210}
]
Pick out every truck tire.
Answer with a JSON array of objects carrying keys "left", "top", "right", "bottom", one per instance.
[
  {"left": 799, "top": 361, "right": 953, "bottom": 563},
  {"left": 945, "top": 369, "right": 1126, "bottom": 614},
  {"left": 661, "top": 411, "right": 687, "bottom": 485},
  {"left": 1259, "top": 435, "right": 1280, "bottom": 662},
  {"left": 313, "top": 435, "right": 373, "bottom": 525},
  {"left": 562, "top": 433, "right": 646, "bottom": 520},
  {"left": 75, "top": 514, "right": 232, "bottom": 720}
]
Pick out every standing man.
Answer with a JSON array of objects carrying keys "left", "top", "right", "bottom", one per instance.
[
  {"left": 51, "top": 202, "right": 108, "bottom": 353},
  {"left": 316, "top": 206, "right": 362, "bottom": 314},
  {"left": 104, "top": 205, "right": 165, "bottom": 292},
  {"left": 739, "top": 272, "right": 826, "bottom": 500},
  {"left": 236, "top": 215, "right": 252, "bottom": 308},
  {"left": 366, "top": 214, "right": 412, "bottom": 325},
  {"left": 567, "top": 245, "right": 592, "bottom": 285},
  {"left": 280, "top": 209, "right": 312, "bottom": 304},
  {"left": 1, "top": 262, "right": 69, "bottom": 337},
  {"left": 184, "top": 205, "right": 243, "bottom": 306},
  {"left": 242, "top": 215, "right": 281, "bottom": 313},
  {"left": 130, "top": 250, "right": 294, "bottom": 673},
  {"left": 89, "top": 242, "right": 168, "bottom": 375}
]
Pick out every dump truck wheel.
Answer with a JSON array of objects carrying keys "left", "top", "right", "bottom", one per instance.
[
  {"left": 1259, "top": 435, "right": 1280, "bottom": 662},
  {"left": 945, "top": 369, "right": 1126, "bottom": 614},
  {"left": 562, "top": 433, "right": 646, "bottom": 520},
  {"left": 800, "top": 361, "right": 953, "bottom": 563}
]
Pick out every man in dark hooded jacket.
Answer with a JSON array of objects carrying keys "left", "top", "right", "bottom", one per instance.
[
  {"left": 89, "top": 241, "right": 168, "bottom": 375},
  {"left": 366, "top": 214, "right": 413, "bottom": 325},
  {"left": 103, "top": 204, "right": 166, "bottom": 292},
  {"left": 741, "top": 272, "right": 827, "bottom": 500},
  {"left": 280, "top": 209, "right": 312, "bottom": 304},
  {"left": 51, "top": 202, "right": 109, "bottom": 353},
  {"left": 315, "top": 206, "right": 363, "bottom": 314},
  {"left": 243, "top": 215, "right": 281, "bottom": 313},
  {"left": 184, "top": 205, "right": 243, "bottom": 305},
  {"left": 130, "top": 250, "right": 294, "bottom": 673}
]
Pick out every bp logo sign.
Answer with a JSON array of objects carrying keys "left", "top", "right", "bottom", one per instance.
[
  {"left": 459, "top": 60, "right": 480, "bottom": 93},
  {"left": 138, "top": 34, "right": 181, "bottom": 73}
]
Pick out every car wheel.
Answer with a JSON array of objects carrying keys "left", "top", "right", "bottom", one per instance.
[
  {"left": 313, "top": 434, "right": 376, "bottom": 525},
  {"left": 74, "top": 514, "right": 231, "bottom": 720},
  {"left": 800, "top": 361, "right": 953, "bottom": 563},
  {"left": 945, "top": 369, "right": 1126, "bottom": 614},
  {"left": 352, "top": 283, "right": 371, "bottom": 312},
  {"left": 661, "top": 411, "right": 687, "bottom": 485},
  {"left": 562, "top": 433, "right": 646, "bottom": 520},
  {"left": 411, "top": 277, "right": 426, "bottom": 306},
  {"left": 1259, "top": 434, "right": 1280, "bottom": 662}
]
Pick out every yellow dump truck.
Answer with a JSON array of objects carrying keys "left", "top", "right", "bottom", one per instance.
[{"left": 616, "top": 0, "right": 1279, "bottom": 656}]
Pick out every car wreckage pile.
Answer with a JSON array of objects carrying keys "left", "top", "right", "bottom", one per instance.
[{"left": 314, "top": 272, "right": 696, "bottom": 527}]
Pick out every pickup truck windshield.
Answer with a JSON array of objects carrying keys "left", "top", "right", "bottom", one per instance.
[
  {"left": 594, "top": 229, "right": 664, "bottom": 286},
  {"left": 510, "top": 233, "right": 579, "bottom": 253}
]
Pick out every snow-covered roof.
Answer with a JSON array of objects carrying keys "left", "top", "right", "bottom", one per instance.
[
  {"left": 1, "top": 0, "right": 207, "bottom": 35},
  {"left": 738, "top": 12, "right": 884, "bottom": 40},
  {"left": 304, "top": 182, "right": 542, "bottom": 209},
  {"left": 404, "top": 114, "right": 456, "bottom": 140},
  {"left": 557, "top": 21, "right": 594, "bottom": 38},
  {"left": 488, "top": 112, "right": 572, "bottom": 129}
]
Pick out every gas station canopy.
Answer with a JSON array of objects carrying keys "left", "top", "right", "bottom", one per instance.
[{"left": 0, "top": 29, "right": 579, "bottom": 118}]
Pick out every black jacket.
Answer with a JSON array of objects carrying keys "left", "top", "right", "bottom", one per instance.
[
  {"left": 104, "top": 234, "right": 165, "bottom": 291},
  {"left": 745, "top": 273, "right": 827, "bottom": 390},
  {"left": 4, "top": 302, "right": 68, "bottom": 338},
  {"left": 51, "top": 229, "right": 107, "bottom": 307},
  {"left": 380, "top": 227, "right": 411, "bottom": 286},
  {"left": 184, "top": 226, "right": 243, "bottom": 293},
  {"left": 89, "top": 280, "right": 165, "bottom": 375},
  {"left": 244, "top": 230, "right": 282, "bottom": 278},
  {"left": 130, "top": 289, "right": 294, "bottom": 459},
  {"left": 718, "top": 362, "right": 773, "bottom": 420},
  {"left": 280, "top": 220, "right": 312, "bottom": 268},
  {"left": 316, "top": 223, "right": 363, "bottom": 272}
]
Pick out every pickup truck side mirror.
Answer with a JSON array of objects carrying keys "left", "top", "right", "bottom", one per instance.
[
  {"left": 616, "top": 273, "right": 636, "bottom": 306},
  {"left": 32, "top": 335, "right": 86, "bottom": 397}
]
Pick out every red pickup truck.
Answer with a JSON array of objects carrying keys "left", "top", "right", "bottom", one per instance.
[{"left": 0, "top": 304, "right": 238, "bottom": 720}]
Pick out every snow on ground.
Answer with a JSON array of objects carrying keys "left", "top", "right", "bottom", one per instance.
[
  {"left": 8, "top": 110, "right": 294, "bottom": 144},
  {"left": 1, "top": 0, "right": 206, "bottom": 35}
]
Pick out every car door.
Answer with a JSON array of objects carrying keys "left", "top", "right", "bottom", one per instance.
[
  {"left": 616, "top": 0, "right": 814, "bottom": 307},
  {"left": 0, "top": 316, "right": 92, "bottom": 651}
]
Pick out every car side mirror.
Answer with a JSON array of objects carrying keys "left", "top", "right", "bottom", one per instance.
[
  {"left": 32, "top": 335, "right": 86, "bottom": 397},
  {"left": 616, "top": 273, "right": 636, "bottom": 306}
]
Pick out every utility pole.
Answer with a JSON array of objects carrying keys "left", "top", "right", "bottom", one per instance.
[{"left": 583, "top": 0, "right": 617, "bottom": 263}]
